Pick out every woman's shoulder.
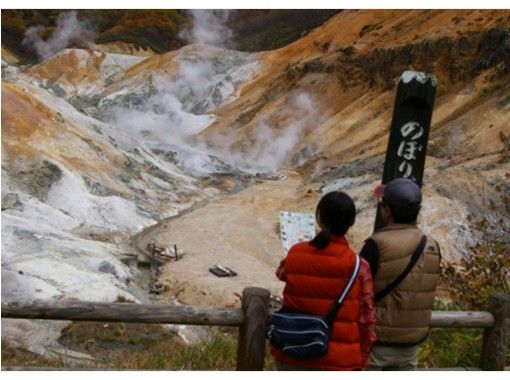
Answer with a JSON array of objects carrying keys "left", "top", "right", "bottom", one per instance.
[{"left": 288, "top": 241, "right": 314, "bottom": 254}]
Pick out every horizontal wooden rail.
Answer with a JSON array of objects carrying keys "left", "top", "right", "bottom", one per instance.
[
  {"left": 2, "top": 291, "right": 508, "bottom": 371},
  {"left": 1, "top": 287, "right": 270, "bottom": 371},
  {"left": 2, "top": 303, "right": 494, "bottom": 329},
  {"left": 1, "top": 302, "right": 244, "bottom": 326},
  {"left": 429, "top": 311, "right": 494, "bottom": 328}
]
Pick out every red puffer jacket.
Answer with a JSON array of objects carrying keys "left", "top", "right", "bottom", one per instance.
[{"left": 270, "top": 235, "right": 363, "bottom": 370}]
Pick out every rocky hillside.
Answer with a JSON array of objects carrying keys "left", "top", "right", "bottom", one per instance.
[{"left": 1, "top": 9, "right": 509, "bottom": 359}]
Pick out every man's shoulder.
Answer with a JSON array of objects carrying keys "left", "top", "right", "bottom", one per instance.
[
  {"left": 370, "top": 224, "right": 419, "bottom": 243},
  {"left": 371, "top": 224, "right": 436, "bottom": 239},
  {"left": 370, "top": 224, "right": 441, "bottom": 256}
]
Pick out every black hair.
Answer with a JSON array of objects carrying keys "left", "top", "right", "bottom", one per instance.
[
  {"left": 310, "top": 191, "right": 356, "bottom": 250},
  {"left": 381, "top": 198, "right": 421, "bottom": 224}
]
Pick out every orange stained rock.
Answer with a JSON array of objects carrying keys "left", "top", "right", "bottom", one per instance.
[
  {"left": 2, "top": 83, "right": 128, "bottom": 191},
  {"left": 2, "top": 83, "right": 58, "bottom": 160}
]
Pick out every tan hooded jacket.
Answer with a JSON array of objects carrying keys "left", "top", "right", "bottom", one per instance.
[{"left": 370, "top": 224, "right": 441, "bottom": 345}]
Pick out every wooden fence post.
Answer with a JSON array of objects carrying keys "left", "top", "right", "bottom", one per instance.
[
  {"left": 236, "top": 287, "right": 270, "bottom": 371},
  {"left": 480, "top": 293, "right": 510, "bottom": 370}
]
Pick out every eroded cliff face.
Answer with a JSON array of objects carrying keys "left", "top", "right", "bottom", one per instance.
[{"left": 1, "top": 9, "right": 509, "bottom": 357}]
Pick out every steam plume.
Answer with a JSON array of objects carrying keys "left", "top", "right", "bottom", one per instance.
[
  {"left": 204, "top": 92, "right": 318, "bottom": 173},
  {"left": 180, "top": 10, "right": 233, "bottom": 47},
  {"left": 105, "top": 10, "right": 319, "bottom": 175},
  {"left": 22, "top": 11, "right": 94, "bottom": 61}
]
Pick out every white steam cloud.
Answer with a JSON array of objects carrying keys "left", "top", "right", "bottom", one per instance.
[
  {"left": 105, "top": 11, "right": 318, "bottom": 176},
  {"left": 203, "top": 92, "right": 318, "bottom": 173},
  {"left": 180, "top": 10, "right": 233, "bottom": 47},
  {"left": 108, "top": 55, "right": 220, "bottom": 152},
  {"left": 109, "top": 70, "right": 215, "bottom": 149},
  {"left": 23, "top": 11, "right": 94, "bottom": 61},
  {"left": 109, "top": 63, "right": 319, "bottom": 175}
]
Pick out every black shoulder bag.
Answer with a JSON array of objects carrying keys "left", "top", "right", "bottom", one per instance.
[
  {"left": 269, "top": 255, "right": 361, "bottom": 359},
  {"left": 375, "top": 235, "right": 427, "bottom": 303}
]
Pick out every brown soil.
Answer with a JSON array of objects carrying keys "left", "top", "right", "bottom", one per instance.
[{"left": 139, "top": 170, "right": 324, "bottom": 307}]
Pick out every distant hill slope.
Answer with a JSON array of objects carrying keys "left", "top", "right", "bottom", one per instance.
[
  {"left": 1, "top": 10, "right": 185, "bottom": 61},
  {"left": 1, "top": 9, "right": 339, "bottom": 62},
  {"left": 226, "top": 9, "right": 340, "bottom": 51}
]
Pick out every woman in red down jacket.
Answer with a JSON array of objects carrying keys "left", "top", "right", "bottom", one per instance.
[{"left": 271, "top": 191, "right": 376, "bottom": 371}]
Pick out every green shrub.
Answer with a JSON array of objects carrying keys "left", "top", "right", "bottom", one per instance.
[
  {"left": 420, "top": 328, "right": 484, "bottom": 368},
  {"left": 171, "top": 332, "right": 237, "bottom": 370},
  {"left": 441, "top": 241, "right": 509, "bottom": 310},
  {"left": 420, "top": 301, "right": 483, "bottom": 368},
  {"left": 420, "top": 241, "right": 510, "bottom": 368}
]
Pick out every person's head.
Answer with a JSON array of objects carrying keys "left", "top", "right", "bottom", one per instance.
[
  {"left": 310, "top": 191, "right": 356, "bottom": 250},
  {"left": 380, "top": 178, "right": 422, "bottom": 224}
]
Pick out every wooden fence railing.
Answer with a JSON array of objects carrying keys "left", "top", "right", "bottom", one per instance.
[{"left": 2, "top": 289, "right": 509, "bottom": 371}]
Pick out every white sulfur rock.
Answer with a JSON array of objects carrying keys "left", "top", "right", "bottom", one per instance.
[{"left": 45, "top": 167, "right": 154, "bottom": 234}]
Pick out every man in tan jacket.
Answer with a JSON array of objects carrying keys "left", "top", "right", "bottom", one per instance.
[{"left": 360, "top": 178, "right": 441, "bottom": 370}]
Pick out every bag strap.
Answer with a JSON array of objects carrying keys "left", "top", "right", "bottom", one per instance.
[
  {"left": 326, "top": 254, "right": 361, "bottom": 326},
  {"left": 375, "top": 235, "right": 427, "bottom": 303}
]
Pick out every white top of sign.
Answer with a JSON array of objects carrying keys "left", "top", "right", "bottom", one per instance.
[{"left": 400, "top": 71, "right": 438, "bottom": 87}]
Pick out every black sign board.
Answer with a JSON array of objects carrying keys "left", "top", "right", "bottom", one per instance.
[{"left": 374, "top": 71, "right": 437, "bottom": 231}]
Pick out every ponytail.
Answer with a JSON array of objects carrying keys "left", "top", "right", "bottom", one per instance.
[{"left": 310, "top": 227, "right": 331, "bottom": 250}]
